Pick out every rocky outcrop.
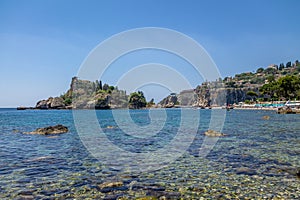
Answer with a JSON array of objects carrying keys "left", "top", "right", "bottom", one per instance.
[
  {"left": 25, "top": 125, "right": 68, "bottom": 135},
  {"left": 36, "top": 97, "right": 65, "bottom": 109},
  {"left": 192, "top": 86, "right": 260, "bottom": 107},
  {"left": 31, "top": 77, "right": 130, "bottom": 110},
  {"left": 159, "top": 93, "right": 178, "bottom": 108},
  {"left": 158, "top": 86, "right": 261, "bottom": 108},
  {"left": 177, "top": 89, "right": 196, "bottom": 106},
  {"left": 70, "top": 77, "right": 129, "bottom": 109},
  {"left": 277, "top": 106, "right": 300, "bottom": 114},
  {"left": 194, "top": 85, "right": 211, "bottom": 107},
  {"left": 204, "top": 130, "right": 226, "bottom": 137},
  {"left": 50, "top": 97, "right": 65, "bottom": 108}
]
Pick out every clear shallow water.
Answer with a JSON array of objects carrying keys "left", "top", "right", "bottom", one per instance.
[{"left": 0, "top": 108, "right": 299, "bottom": 199}]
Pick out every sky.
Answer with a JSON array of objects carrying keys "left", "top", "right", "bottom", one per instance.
[{"left": 0, "top": 0, "right": 300, "bottom": 107}]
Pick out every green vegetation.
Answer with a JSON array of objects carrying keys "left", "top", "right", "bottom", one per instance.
[
  {"left": 128, "top": 91, "right": 147, "bottom": 109},
  {"left": 259, "top": 75, "right": 300, "bottom": 100},
  {"left": 222, "top": 60, "right": 300, "bottom": 101},
  {"left": 60, "top": 77, "right": 148, "bottom": 109},
  {"left": 256, "top": 67, "right": 264, "bottom": 73},
  {"left": 247, "top": 90, "right": 258, "bottom": 97}
]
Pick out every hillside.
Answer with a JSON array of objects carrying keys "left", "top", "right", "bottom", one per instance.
[
  {"left": 27, "top": 60, "right": 300, "bottom": 110},
  {"left": 159, "top": 60, "right": 300, "bottom": 107}
]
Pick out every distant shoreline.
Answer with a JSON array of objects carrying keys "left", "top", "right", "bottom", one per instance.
[{"left": 13, "top": 106, "right": 278, "bottom": 111}]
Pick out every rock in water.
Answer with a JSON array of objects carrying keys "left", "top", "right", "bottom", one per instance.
[
  {"left": 98, "top": 181, "right": 123, "bottom": 189},
  {"left": 98, "top": 181, "right": 124, "bottom": 193},
  {"left": 36, "top": 97, "right": 66, "bottom": 109},
  {"left": 25, "top": 125, "right": 68, "bottom": 135},
  {"left": 204, "top": 130, "right": 226, "bottom": 137}
]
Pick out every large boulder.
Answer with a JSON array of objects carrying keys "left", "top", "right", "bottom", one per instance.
[{"left": 25, "top": 125, "right": 68, "bottom": 135}]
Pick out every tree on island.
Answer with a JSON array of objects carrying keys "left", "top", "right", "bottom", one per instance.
[
  {"left": 102, "top": 83, "right": 109, "bottom": 91},
  {"left": 99, "top": 80, "right": 103, "bottom": 90},
  {"left": 128, "top": 91, "right": 147, "bottom": 109},
  {"left": 279, "top": 63, "right": 285, "bottom": 70},
  {"left": 147, "top": 98, "right": 155, "bottom": 107}
]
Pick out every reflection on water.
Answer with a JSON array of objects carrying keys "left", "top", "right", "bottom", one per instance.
[{"left": 0, "top": 109, "right": 299, "bottom": 199}]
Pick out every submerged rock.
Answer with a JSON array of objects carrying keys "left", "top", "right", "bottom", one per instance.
[
  {"left": 98, "top": 181, "right": 125, "bottom": 193},
  {"left": 204, "top": 130, "right": 226, "bottom": 137},
  {"left": 235, "top": 167, "right": 257, "bottom": 175},
  {"left": 98, "top": 181, "right": 123, "bottom": 189},
  {"left": 25, "top": 124, "right": 68, "bottom": 135}
]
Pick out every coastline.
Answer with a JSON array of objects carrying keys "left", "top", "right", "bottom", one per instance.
[
  {"left": 233, "top": 107, "right": 277, "bottom": 111},
  {"left": 15, "top": 106, "right": 278, "bottom": 111}
]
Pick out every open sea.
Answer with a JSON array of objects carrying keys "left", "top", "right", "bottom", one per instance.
[{"left": 0, "top": 108, "right": 299, "bottom": 199}]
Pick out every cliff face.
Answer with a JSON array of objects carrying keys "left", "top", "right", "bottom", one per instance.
[
  {"left": 159, "top": 94, "right": 178, "bottom": 108},
  {"left": 67, "top": 77, "right": 129, "bottom": 109},
  {"left": 159, "top": 86, "right": 260, "bottom": 108}
]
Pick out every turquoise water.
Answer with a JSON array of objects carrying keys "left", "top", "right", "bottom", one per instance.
[{"left": 0, "top": 108, "right": 299, "bottom": 199}]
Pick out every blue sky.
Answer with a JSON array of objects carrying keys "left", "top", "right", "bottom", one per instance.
[{"left": 1, "top": 0, "right": 300, "bottom": 107}]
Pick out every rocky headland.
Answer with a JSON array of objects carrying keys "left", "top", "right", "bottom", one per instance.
[
  {"left": 19, "top": 77, "right": 149, "bottom": 110},
  {"left": 159, "top": 61, "right": 300, "bottom": 108}
]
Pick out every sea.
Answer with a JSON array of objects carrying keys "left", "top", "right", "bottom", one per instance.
[{"left": 0, "top": 108, "right": 299, "bottom": 199}]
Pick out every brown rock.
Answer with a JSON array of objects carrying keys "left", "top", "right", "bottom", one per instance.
[
  {"left": 36, "top": 99, "right": 49, "bottom": 109},
  {"left": 25, "top": 125, "right": 68, "bottom": 135},
  {"left": 98, "top": 181, "right": 123, "bottom": 189},
  {"left": 50, "top": 97, "right": 65, "bottom": 109},
  {"left": 204, "top": 130, "right": 226, "bottom": 137}
]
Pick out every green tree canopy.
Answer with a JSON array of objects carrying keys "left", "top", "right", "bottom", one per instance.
[
  {"left": 279, "top": 63, "right": 285, "bottom": 70},
  {"left": 276, "top": 75, "right": 300, "bottom": 99},
  {"left": 247, "top": 91, "right": 258, "bottom": 97},
  {"left": 259, "top": 75, "right": 300, "bottom": 100},
  {"left": 256, "top": 67, "right": 264, "bottom": 73},
  {"left": 128, "top": 91, "right": 147, "bottom": 109},
  {"left": 102, "top": 83, "right": 109, "bottom": 91}
]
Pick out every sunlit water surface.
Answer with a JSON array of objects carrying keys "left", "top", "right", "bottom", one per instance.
[{"left": 0, "top": 108, "right": 299, "bottom": 199}]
